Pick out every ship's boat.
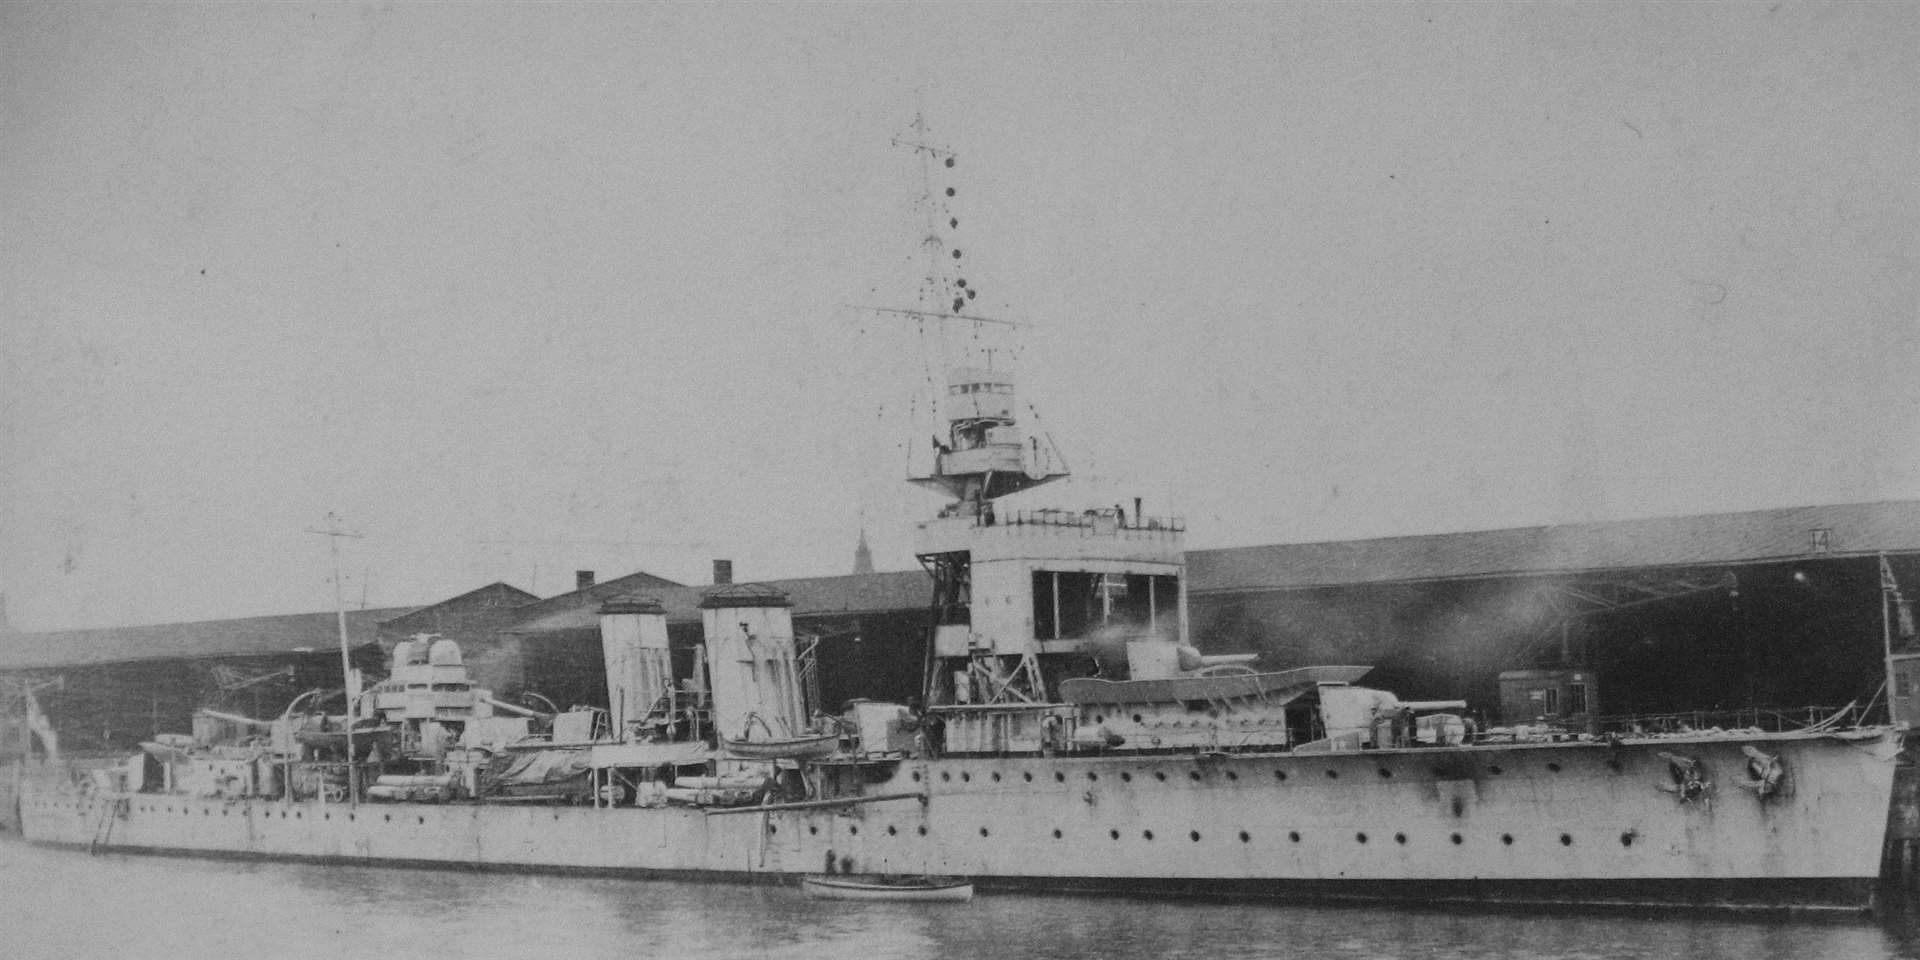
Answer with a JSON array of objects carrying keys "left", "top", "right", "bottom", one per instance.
[
  {"left": 1059, "top": 665, "right": 1370, "bottom": 705},
  {"left": 720, "top": 733, "right": 839, "bottom": 761},
  {"left": 801, "top": 875, "right": 973, "bottom": 902},
  {"left": 293, "top": 725, "right": 398, "bottom": 761}
]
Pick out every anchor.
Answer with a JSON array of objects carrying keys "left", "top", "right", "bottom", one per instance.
[{"left": 1656, "top": 751, "right": 1712, "bottom": 808}]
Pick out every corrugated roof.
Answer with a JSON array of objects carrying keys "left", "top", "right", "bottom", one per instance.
[
  {"left": 1188, "top": 500, "right": 1920, "bottom": 594},
  {"left": 378, "top": 582, "right": 539, "bottom": 631},
  {"left": 507, "top": 570, "right": 930, "bottom": 634},
  {"left": 770, "top": 569, "right": 931, "bottom": 617},
  {"left": 0, "top": 606, "right": 416, "bottom": 670},
  {"left": 11, "top": 500, "right": 1915, "bottom": 669},
  {"left": 497, "top": 570, "right": 686, "bottom": 626}
]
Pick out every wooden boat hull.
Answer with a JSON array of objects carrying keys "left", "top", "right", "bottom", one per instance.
[
  {"left": 1059, "top": 665, "right": 1371, "bottom": 705},
  {"left": 721, "top": 734, "right": 838, "bottom": 760},
  {"left": 801, "top": 875, "right": 973, "bottom": 902}
]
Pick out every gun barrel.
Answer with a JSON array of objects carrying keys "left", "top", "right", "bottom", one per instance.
[{"left": 1397, "top": 699, "right": 1469, "bottom": 712}]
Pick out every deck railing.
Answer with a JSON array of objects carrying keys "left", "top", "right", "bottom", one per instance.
[
  {"left": 971, "top": 508, "right": 1186, "bottom": 534},
  {"left": 1589, "top": 703, "right": 1870, "bottom": 736}
]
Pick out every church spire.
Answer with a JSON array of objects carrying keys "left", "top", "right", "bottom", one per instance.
[{"left": 853, "top": 529, "right": 874, "bottom": 576}]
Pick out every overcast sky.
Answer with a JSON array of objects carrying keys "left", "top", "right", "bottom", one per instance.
[{"left": 3, "top": 2, "right": 1915, "bottom": 631}]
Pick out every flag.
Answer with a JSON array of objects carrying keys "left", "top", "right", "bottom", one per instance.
[{"left": 24, "top": 689, "right": 58, "bottom": 761}]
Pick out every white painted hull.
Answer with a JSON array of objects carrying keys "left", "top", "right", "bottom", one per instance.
[
  {"left": 19, "top": 730, "right": 1901, "bottom": 912},
  {"left": 800, "top": 876, "right": 973, "bottom": 901}
]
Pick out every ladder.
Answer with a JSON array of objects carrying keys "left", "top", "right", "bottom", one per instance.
[{"left": 87, "top": 795, "right": 128, "bottom": 855}]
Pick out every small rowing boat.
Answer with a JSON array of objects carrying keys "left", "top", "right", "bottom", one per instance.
[
  {"left": 720, "top": 732, "right": 839, "bottom": 760},
  {"left": 799, "top": 874, "right": 973, "bottom": 902}
]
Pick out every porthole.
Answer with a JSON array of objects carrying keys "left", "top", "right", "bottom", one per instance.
[
  {"left": 887, "top": 825, "right": 897, "bottom": 836},
  {"left": 960, "top": 772, "right": 971, "bottom": 783},
  {"left": 1156, "top": 771, "right": 1168, "bottom": 782},
  {"left": 1188, "top": 771, "right": 1201, "bottom": 782},
  {"left": 1560, "top": 833, "right": 1573, "bottom": 846},
  {"left": 941, "top": 772, "right": 952, "bottom": 782},
  {"left": 1501, "top": 833, "right": 1514, "bottom": 846},
  {"left": 849, "top": 825, "right": 859, "bottom": 835},
  {"left": 1225, "top": 771, "right": 1238, "bottom": 781},
  {"left": 1087, "top": 772, "right": 1099, "bottom": 782},
  {"left": 1189, "top": 830, "right": 1201, "bottom": 842},
  {"left": 383, "top": 814, "right": 391, "bottom": 822},
  {"left": 1325, "top": 770, "right": 1338, "bottom": 780},
  {"left": 1288, "top": 831, "right": 1301, "bottom": 843},
  {"left": 1378, "top": 768, "right": 1392, "bottom": 779},
  {"left": 1394, "top": 832, "right": 1407, "bottom": 845},
  {"left": 416, "top": 816, "right": 425, "bottom": 825},
  {"left": 768, "top": 824, "right": 778, "bottom": 834},
  {"left": 1121, "top": 772, "right": 1133, "bottom": 783},
  {"left": 1274, "top": 770, "right": 1288, "bottom": 782},
  {"left": 1547, "top": 762, "right": 1562, "bottom": 773},
  {"left": 1488, "top": 765, "right": 1503, "bottom": 776},
  {"left": 1620, "top": 832, "right": 1635, "bottom": 847},
  {"left": 348, "top": 814, "right": 356, "bottom": 822},
  {"left": 979, "top": 826, "right": 990, "bottom": 838},
  {"left": 917, "top": 825, "right": 928, "bottom": 836},
  {"left": 324, "top": 813, "right": 330, "bottom": 821},
  {"left": 1054, "top": 772, "right": 1065, "bottom": 783},
  {"left": 1450, "top": 833, "right": 1463, "bottom": 845},
  {"left": 1022, "top": 772, "right": 1033, "bottom": 783},
  {"left": 1095, "top": 715, "right": 1105, "bottom": 724},
  {"left": 1052, "top": 829, "right": 1063, "bottom": 839},
  {"left": 911, "top": 772, "right": 922, "bottom": 782},
  {"left": 1238, "top": 830, "right": 1251, "bottom": 843},
  {"left": 1356, "top": 832, "right": 1368, "bottom": 844},
  {"left": 1110, "top": 829, "right": 1121, "bottom": 840},
  {"left": 808, "top": 825, "right": 819, "bottom": 835},
  {"left": 1131, "top": 714, "right": 1143, "bottom": 724},
  {"left": 990, "top": 772, "right": 1001, "bottom": 782},
  {"left": 1143, "top": 830, "right": 1154, "bottom": 841}
]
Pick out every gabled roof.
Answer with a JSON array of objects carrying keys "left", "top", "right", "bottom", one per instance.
[
  {"left": 0, "top": 606, "right": 417, "bottom": 670},
  {"left": 11, "top": 499, "right": 1912, "bottom": 670},
  {"left": 496, "top": 570, "right": 685, "bottom": 626},
  {"left": 1188, "top": 499, "right": 1920, "bottom": 594},
  {"left": 378, "top": 582, "right": 539, "bottom": 632},
  {"left": 507, "top": 570, "right": 930, "bottom": 634}
]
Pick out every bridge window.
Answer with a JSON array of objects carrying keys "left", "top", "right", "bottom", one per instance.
[
  {"left": 927, "top": 552, "right": 971, "bottom": 627},
  {"left": 1032, "top": 571, "right": 1179, "bottom": 640}
]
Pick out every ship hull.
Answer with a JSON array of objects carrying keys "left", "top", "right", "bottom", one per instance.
[
  {"left": 18, "top": 843, "right": 1876, "bottom": 915},
  {"left": 20, "top": 730, "right": 1900, "bottom": 914}
]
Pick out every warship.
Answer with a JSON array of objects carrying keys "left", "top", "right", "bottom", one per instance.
[{"left": 13, "top": 129, "right": 1905, "bottom": 914}]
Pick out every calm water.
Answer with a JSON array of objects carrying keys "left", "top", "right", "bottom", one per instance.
[{"left": 4, "top": 838, "right": 1920, "bottom": 960}]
